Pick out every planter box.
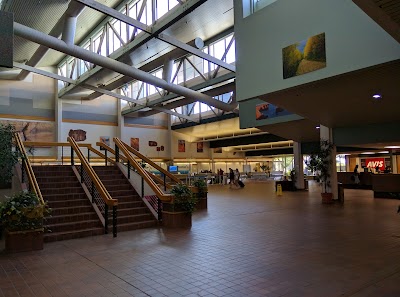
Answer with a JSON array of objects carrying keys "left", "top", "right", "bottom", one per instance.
[
  {"left": 321, "top": 192, "right": 333, "bottom": 204},
  {"left": 5, "top": 229, "right": 44, "bottom": 253},
  {"left": 196, "top": 197, "right": 207, "bottom": 210},
  {"left": 162, "top": 211, "right": 192, "bottom": 228}
]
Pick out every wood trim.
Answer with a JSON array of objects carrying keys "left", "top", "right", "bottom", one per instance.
[
  {"left": 63, "top": 118, "right": 118, "bottom": 126},
  {"left": 0, "top": 114, "right": 54, "bottom": 121},
  {"left": 124, "top": 123, "right": 168, "bottom": 129}
]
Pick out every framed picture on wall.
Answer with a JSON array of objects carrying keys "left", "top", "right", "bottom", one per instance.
[
  {"left": 130, "top": 137, "right": 139, "bottom": 151},
  {"left": 197, "top": 142, "right": 203, "bottom": 153},
  {"left": 99, "top": 136, "right": 110, "bottom": 150},
  {"left": 178, "top": 140, "right": 185, "bottom": 152}
]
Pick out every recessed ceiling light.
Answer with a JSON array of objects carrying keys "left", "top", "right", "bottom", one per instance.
[
  {"left": 384, "top": 146, "right": 400, "bottom": 149},
  {"left": 361, "top": 152, "right": 375, "bottom": 154},
  {"left": 378, "top": 151, "right": 389, "bottom": 154},
  {"left": 316, "top": 126, "right": 320, "bottom": 129},
  {"left": 372, "top": 94, "right": 382, "bottom": 99}
]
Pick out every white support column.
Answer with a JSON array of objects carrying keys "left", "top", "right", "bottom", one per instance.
[
  {"left": 320, "top": 125, "right": 338, "bottom": 199},
  {"left": 392, "top": 155, "right": 397, "bottom": 173},
  {"left": 117, "top": 90, "right": 124, "bottom": 139},
  {"left": 167, "top": 116, "right": 173, "bottom": 164},
  {"left": 293, "top": 142, "right": 304, "bottom": 190},
  {"left": 55, "top": 80, "right": 63, "bottom": 160}
]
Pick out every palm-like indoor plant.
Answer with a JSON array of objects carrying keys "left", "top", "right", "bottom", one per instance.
[
  {"left": 0, "top": 191, "right": 51, "bottom": 252},
  {"left": 170, "top": 183, "right": 197, "bottom": 213},
  {"left": 306, "top": 139, "right": 334, "bottom": 203}
]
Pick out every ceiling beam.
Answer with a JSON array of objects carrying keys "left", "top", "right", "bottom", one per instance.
[
  {"left": 58, "top": 0, "right": 208, "bottom": 98},
  {"left": 353, "top": 0, "right": 400, "bottom": 44},
  {"left": 157, "top": 33, "right": 235, "bottom": 72},
  {"left": 13, "top": 62, "right": 76, "bottom": 84},
  {"left": 73, "top": 0, "right": 151, "bottom": 33},
  {"left": 123, "top": 72, "right": 236, "bottom": 114},
  {"left": 14, "top": 22, "right": 236, "bottom": 112},
  {"left": 74, "top": 0, "right": 235, "bottom": 72}
]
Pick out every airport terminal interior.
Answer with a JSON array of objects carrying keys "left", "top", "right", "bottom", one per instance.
[{"left": 0, "top": 0, "right": 400, "bottom": 296}]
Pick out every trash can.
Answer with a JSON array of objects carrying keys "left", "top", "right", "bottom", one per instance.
[{"left": 338, "top": 183, "right": 344, "bottom": 203}]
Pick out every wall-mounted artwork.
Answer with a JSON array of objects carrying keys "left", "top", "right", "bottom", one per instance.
[
  {"left": 197, "top": 142, "right": 204, "bottom": 153},
  {"left": 149, "top": 141, "right": 157, "bottom": 147},
  {"left": 160, "top": 145, "right": 164, "bottom": 151},
  {"left": 255, "top": 103, "right": 290, "bottom": 120},
  {"left": 178, "top": 140, "right": 185, "bottom": 152},
  {"left": 0, "top": 120, "right": 54, "bottom": 142},
  {"left": 214, "top": 147, "right": 222, "bottom": 153},
  {"left": 99, "top": 136, "right": 110, "bottom": 150},
  {"left": 282, "top": 32, "right": 326, "bottom": 79},
  {"left": 68, "top": 129, "right": 87, "bottom": 142},
  {"left": 130, "top": 137, "right": 139, "bottom": 151}
]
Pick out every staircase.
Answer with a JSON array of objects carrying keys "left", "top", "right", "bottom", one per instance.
[
  {"left": 93, "top": 165, "right": 158, "bottom": 232},
  {"left": 33, "top": 165, "right": 104, "bottom": 242}
]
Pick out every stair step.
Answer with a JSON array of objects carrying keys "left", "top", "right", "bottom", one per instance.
[
  {"left": 36, "top": 176, "right": 77, "bottom": 183},
  {"left": 46, "top": 199, "right": 91, "bottom": 208},
  {"left": 47, "top": 212, "right": 99, "bottom": 224},
  {"left": 114, "top": 221, "right": 158, "bottom": 232},
  {"left": 44, "top": 227, "right": 104, "bottom": 242},
  {"left": 38, "top": 181, "right": 81, "bottom": 189},
  {"left": 117, "top": 207, "right": 150, "bottom": 216},
  {"left": 50, "top": 205, "right": 95, "bottom": 216},
  {"left": 47, "top": 220, "right": 101, "bottom": 233},
  {"left": 111, "top": 214, "right": 154, "bottom": 224},
  {"left": 41, "top": 187, "right": 84, "bottom": 195}
]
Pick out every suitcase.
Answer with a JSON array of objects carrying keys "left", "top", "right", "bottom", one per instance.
[{"left": 238, "top": 180, "right": 245, "bottom": 188}]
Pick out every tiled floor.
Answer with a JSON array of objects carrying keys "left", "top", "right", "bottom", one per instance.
[{"left": 1, "top": 180, "right": 400, "bottom": 297}]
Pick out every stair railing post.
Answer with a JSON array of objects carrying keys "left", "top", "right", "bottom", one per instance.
[
  {"left": 91, "top": 181, "right": 94, "bottom": 203},
  {"left": 80, "top": 165, "right": 83, "bottom": 183},
  {"left": 71, "top": 147, "right": 74, "bottom": 166},
  {"left": 105, "top": 149, "right": 108, "bottom": 166},
  {"left": 158, "top": 197, "right": 162, "bottom": 221},
  {"left": 61, "top": 145, "right": 64, "bottom": 165},
  {"left": 87, "top": 148, "right": 90, "bottom": 162},
  {"left": 163, "top": 173, "right": 167, "bottom": 191},
  {"left": 21, "top": 158, "right": 25, "bottom": 184},
  {"left": 112, "top": 205, "right": 117, "bottom": 238},
  {"left": 104, "top": 204, "right": 109, "bottom": 234},
  {"left": 115, "top": 145, "right": 119, "bottom": 163},
  {"left": 128, "top": 160, "right": 131, "bottom": 179},
  {"left": 141, "top": 177, "right": 144, "bottom": 197}
]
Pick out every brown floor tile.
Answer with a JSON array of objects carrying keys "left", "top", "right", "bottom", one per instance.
[{"left": 1, "top": 181, "right": 400, "bottom": 297}]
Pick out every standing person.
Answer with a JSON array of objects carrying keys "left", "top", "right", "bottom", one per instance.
[
  {"left": 219, "top": 168, "right": 224, "bottom": 184},
  {"left": 229, "top": 168, "right": 234, "bottom": 188},
  {"left": 353, "top": 164, "right": 360, "bottom": 184},
  {"left": 234, "top": 168, "right": 240, "bottom": 188}
]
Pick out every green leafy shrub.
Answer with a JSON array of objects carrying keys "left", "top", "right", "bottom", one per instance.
[
  {"left": 0, "top": 191, "right": 51, "bottom": 232},
  {"left": 171, "top": 184, "right": 197, "bottom": 213},
  {"left": 193, "top": 179, "right": 207, "bottom": 195}
]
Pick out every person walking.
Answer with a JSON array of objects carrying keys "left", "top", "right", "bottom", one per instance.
[{"left": 229, "top": 168, "right": 234, "bottom": 188}]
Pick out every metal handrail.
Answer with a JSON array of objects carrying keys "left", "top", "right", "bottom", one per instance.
[
  {"left": 13, "top": 133, "right": 44, "bottom": 205},
  {"left": 113, "top": 138, "right": 182, "bottom": 185},
  {"left": 113, "top": 137, "right": 173, "bottom": 203},
  {"left": 96, "top": 141, "right": 175, "bottom": 190},
  {"left": 67, "top": 137, "right": 118, "bottom": 237}
]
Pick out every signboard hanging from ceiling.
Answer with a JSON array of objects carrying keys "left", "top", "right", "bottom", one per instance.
[{"left": 0, "top": 11, "right": 13, "bottom": 68}]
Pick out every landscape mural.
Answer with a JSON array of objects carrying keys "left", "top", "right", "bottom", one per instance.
[
  {"left": 0, "top": 120, "right": 54, "bottom": 142},
  {"left": 282, "top": 32, "right": 326, "bottom": 79}
]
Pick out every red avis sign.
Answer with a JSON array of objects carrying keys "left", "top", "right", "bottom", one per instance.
[{"left": 365, "top": 158, "right": 385, "bottom": 170}]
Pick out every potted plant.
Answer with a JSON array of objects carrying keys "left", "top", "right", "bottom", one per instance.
[
  {"left": 162, "top": 184, "right": 197, "bottom": 228},
  {"left": 0, "top": 191, "right": 51, "bottom": 253},
  {"left": 306, "top": 139, "right": 334, "bottom": 203},
  {"left": 192, "top": 179, "right": 208, "bottom": 209},
  {"left": 0, "top": 123, "right": 19, "bottom": 189}
]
